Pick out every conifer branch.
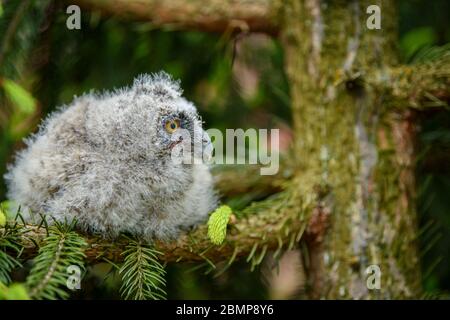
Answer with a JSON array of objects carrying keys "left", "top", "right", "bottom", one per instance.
[
  {"left": 25, "top": 221, "right": 87, "bottom": 300},
  {"left": 368, "top": 46, "right": 450, "bottom": 109},
  {"left": 0, "top": 224, "right": 23, "bottom": 284},
  {"left": 9, "top": 189, "right": 308, "bottom": 266},
  {"left": 119, "top": 237, "right": 166, "bottom": 300}
]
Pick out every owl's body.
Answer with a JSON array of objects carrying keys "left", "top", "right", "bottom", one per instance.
[{"left": 5, "top": 73, "right": 217, "bottom": 240}]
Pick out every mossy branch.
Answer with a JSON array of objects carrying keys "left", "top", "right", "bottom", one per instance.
[
  {"left": 368, "top": 49, "right": 450, "bottom": 109},
  {"left": 9, "top": 187, "right": 308, "bottom": 266},
  {"left": 70, "top": 0, "right": 278, "bottom": 35}
]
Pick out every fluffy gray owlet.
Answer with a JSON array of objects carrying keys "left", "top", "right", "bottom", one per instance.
[{"left": 5, "top": 72, "right": 218, "bottom": 240}]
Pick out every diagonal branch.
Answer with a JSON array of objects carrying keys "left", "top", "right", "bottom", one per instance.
[
  {"left": 368, "top": 52, "right": 450, "bottom": 110},
  {"left": 71, "top": 0, "right": 279, "bottom": 34}
]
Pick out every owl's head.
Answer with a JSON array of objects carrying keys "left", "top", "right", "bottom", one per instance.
[{"left": 84, "top": 72, "right": 211, "bottom": 164}]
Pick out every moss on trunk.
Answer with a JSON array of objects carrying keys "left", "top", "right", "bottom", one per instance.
[{"left": 280, "top": 0, "right": 421, "bottom": 298}]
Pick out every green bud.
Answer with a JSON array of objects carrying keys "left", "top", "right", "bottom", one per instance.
[
  {"left": 207, "top": 205, "right": 232, "bottom": 245},
  {"left": 0, "top": 208, "right": 6, "bottom": 227}
]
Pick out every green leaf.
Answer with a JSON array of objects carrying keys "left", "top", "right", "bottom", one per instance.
[
  {"left": 1, "top": 78, "right": 36, "bottom": 114},
  {"left": 400, "top": 27, "right": 437, "bottom": 62},
  {"left": 207, "top": 205, "right": 232, "bottom": 245}
]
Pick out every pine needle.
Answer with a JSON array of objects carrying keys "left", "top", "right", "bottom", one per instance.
[
  {"left": 119, "top": 237, "right": 167, "bottom": 300},
  {"left": 26, "top": 221, "right": 87, "bottom": 300},
  {"left": 0, "top": 212, "right": 23, "bottom": 285}
]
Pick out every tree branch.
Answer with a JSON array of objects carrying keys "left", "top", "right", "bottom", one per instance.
[
  {"left": 71, "top": 0, "right": 278, "bottom": 34},
  {"left": 368, "top": 53, "right": 450, "bottom": 109},
  {"left": 3, "top": 163, "right": 298, "bottom": 265},
  {"left": 14, "top": 188, "right": 306, "bottom": 265}
]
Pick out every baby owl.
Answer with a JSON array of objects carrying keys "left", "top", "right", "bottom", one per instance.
[{"left": 5, "top": 72, "right": 218, "bottom": 240}]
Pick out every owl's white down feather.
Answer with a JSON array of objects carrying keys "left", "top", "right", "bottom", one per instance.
[{"left": 5, "top": 72, "right": 218, "bottom": 240}]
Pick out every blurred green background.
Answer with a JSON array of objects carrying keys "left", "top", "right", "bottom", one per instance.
[{"left": 0, "top": 0, "right": 449, "bottom": 298}]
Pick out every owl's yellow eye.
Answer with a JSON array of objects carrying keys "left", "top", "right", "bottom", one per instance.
[{"left": 164, "top": 119, "right": 181, "bottom": 133}]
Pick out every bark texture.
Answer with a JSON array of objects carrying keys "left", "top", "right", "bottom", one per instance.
[
  {"left": 72, "top": 0, "right": 278, "bottom": 34},
  {"left": 280, "top": 0, "right": 421, "bottom": 298}
]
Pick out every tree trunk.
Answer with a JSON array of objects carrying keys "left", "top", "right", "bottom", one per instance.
[{"left": 281, "top": 0, "right": 421, "bottom": 299}]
